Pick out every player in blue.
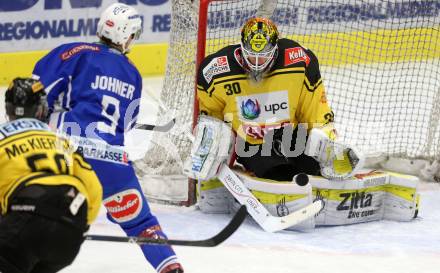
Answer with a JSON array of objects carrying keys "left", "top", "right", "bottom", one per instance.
[{"left": 31, "top": 3, "right": 184, "bottom": 273}]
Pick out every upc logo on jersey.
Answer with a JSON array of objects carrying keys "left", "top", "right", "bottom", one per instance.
[
  {"left": 284, "top": 47, "right": 310, "bottom": 66},
  {"left": 236, "top": 90, "right": 290, "bottom": 123},
  {"left": 241, "top": 99, "right": 261, "bottom": 120},
  {"left": 202, "top": 56, "right": 230, "bottom": 83},
  {"left": 103, "top": 189, "right": 143, "bottom": 223}
]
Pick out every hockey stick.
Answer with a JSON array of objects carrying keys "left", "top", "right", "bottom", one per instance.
[
  {"left": 135, "top": 118, "right": 176, "bottom": 132},
  {"left": 85, "top": 205, "right": 247, "bottom": 247},
  {"left": 217, "top": 164, "right": 323, "bottom": 232},
  {"left": 134, "top": 85, "right": 178, "bottom": 132}
]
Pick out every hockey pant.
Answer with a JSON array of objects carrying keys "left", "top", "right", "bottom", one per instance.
[
  {"left": 0, "top": 185, "right": 86, "bottom": 273},
  {"left": 87, "top": 158, "right": 179, "bottom": 273}
]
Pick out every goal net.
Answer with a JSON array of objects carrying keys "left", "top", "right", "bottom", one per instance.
[{"left": 135, "top": 0, "right": 440, "bottom": 204}]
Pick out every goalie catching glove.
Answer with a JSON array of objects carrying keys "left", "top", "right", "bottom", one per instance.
[
  {"left": 184, "top": 116, "right": 235, "bottom": 180},
  {"left": 305, "top": 126, "right": 364, "bottom": 180}
]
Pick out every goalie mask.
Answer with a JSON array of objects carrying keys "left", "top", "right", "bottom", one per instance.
[
  {"left": 97, "top": 3, "right": 143, "bottom": 54},
  {"left": 240, "top": 17, "right": 279, "bottom": 81},
  {"left": 5, "top": 77, "right": 48, "bottom": 122}
]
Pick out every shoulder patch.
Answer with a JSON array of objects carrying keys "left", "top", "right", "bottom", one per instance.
[
  {"left": 202, "top": 56, "right": 230, "bottom": 83},
  {"left": 60, "top": 44, "right": 100, "bottom": 61},
  {"left": 284, "top": 47, "right": 310, "bottom": 67}
]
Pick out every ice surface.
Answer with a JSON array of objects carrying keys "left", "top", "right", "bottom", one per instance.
[
  {"left": 70, "top": 78, "right": 440, "bottom": 273},
  {"left": 1, "top": 78, "right": 439, "bottom": 273},
  {"left": 62, "top": 184, "right": 440, "bottom": 273}
]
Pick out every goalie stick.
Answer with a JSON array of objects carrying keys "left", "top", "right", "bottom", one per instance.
[
  {"left": 135, "top": 118, "right": 176, "bottom": 132},
  {"left": 217, "top": 164, "right": 323, "bottom": 232},
  {"left": 85, "top": 205, "right": 247, "bottom": 247}
]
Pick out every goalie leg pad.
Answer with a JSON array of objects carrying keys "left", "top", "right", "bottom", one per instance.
[
  {"left": 384, "top": 172, "right": 420, "bottom": 221},
  {"left": 234, "top": 169, "right": 315, "bottom": 230},
  {"left": 310, "top": 170, "right": 419, "bottom": 226},
  {"left": 197, "top": 178, "right": 233, "bottom": 214}
]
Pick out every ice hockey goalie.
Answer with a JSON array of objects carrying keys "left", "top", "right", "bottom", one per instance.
[{"left": 184, "top": 17, "right": 420, "bottom": 230}]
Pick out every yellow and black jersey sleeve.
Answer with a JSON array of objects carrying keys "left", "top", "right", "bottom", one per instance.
[
  {"left": 296, "top": 49, "right": 334, "bottom": 129},
  {"left": 196, "top": 57, "right": 224, "bottom": 119}
]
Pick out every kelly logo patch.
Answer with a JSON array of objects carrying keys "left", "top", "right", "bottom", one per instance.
[
  {"left": 284, "top": 47, "right": 310, "bottom": 66},
  {"left": 103, "top": 189, "right": 142, "bottom": 223},
  {"left": 203, "top": 56, "right": 230, "bottom": 83}
]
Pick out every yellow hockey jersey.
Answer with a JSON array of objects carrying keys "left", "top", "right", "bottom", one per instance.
[
  {"left": 197, "top": 38, "right": 334, "bottom": 144},
  {"left": 0, "top": 118, "right": 102, "bottom": 225}
]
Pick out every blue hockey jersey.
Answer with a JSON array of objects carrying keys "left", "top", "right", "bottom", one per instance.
[
  {"left": 33, "top": 43, "right": 181, "bottom": 271},
  {"left": 32, "top": 42, "right": 142, "bottom": 146}
]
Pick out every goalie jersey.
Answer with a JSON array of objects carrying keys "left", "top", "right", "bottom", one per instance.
[
  {"left": 0, "top": 118, "right": 102, "bottom": 225},
  {"left": 197, "top": 38, "right": 334, "bottom": 145},
  {"left": 32, "top": 42, "right": 142, "bottom": 146}
]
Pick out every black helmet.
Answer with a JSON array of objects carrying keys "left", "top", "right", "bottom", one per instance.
[{"left": 5, "top": 77, "right": 49, "bottom": 121}]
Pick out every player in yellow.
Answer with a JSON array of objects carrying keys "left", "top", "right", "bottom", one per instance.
[
  {"left": 185, "top": 17, "right": 363, "bottom": 217},
  {"left": 186, "top": 18, "right": 418, "bottom": 230},
  {"left": 194, "top": 17, "right": 361, "bottom": 181},
  {"left": 0, "top": 78, "right": 102, "bottom": 273}
]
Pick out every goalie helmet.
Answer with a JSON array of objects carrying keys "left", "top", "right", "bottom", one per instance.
[
  {"left": 5, "top": 77, "right": 48, "bottom": 122},
  {"left": 97, "top": 3, "right": 143, "bottom": 53},
  {"left": 240, "top": 17, "right": 279, "bottom": 80}
]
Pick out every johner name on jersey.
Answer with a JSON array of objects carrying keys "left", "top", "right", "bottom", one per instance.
[{"left": 91, "top": 75, "right": 135, "bottom": 100}]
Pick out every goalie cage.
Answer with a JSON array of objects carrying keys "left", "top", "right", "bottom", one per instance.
[{"left": 134, "top": 0, "right": 440, "bottom": 205}]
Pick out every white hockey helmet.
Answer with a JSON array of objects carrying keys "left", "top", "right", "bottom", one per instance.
[{"left": 97, "top": 3, "right": 142, "bottom": 53}]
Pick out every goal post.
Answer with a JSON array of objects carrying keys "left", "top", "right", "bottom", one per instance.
[{"left": 135, "top": 0, "right": 440, "bottom": 205}]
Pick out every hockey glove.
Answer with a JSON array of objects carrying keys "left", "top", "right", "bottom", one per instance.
[{"left": 305, "top": 127, "right": 364, "bottom": 180}]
